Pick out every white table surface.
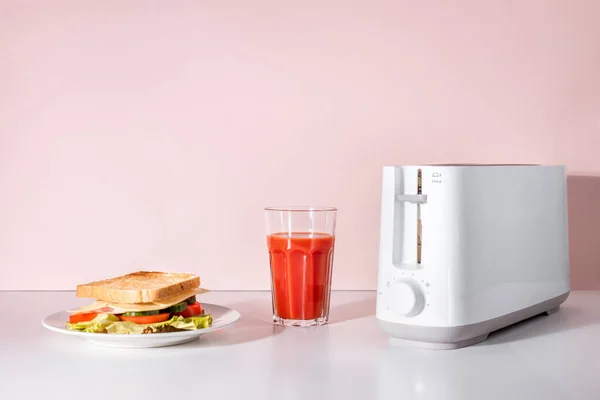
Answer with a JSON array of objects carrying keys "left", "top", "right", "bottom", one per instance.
[{"left": 1, "top": 290, "right": 599, "bottom": 400}]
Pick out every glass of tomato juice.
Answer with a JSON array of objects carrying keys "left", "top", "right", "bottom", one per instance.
[{"left": 264, "top": 206, "right": 337, "bottom": 327}]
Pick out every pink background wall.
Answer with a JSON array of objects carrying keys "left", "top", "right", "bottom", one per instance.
[{"left": 1, "top": 1, "right": 599, "bottom": 290}]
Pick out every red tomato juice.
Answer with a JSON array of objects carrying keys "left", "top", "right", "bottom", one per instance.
[{"left": 267, "top": 232, "right": 335, "bottom": 320}]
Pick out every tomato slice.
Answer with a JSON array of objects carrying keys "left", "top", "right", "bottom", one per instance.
[
  {"left": 118, "top": 313, "right": 171, "bottom": 324},
  {"left": 174, "top": 302, "right": 203, "bottom": 318},
  {"left": 69, "top": 312, "right": 99, "bottom": 324}
]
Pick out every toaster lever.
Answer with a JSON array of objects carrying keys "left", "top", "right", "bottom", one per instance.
[{"left": 396, "top": 194, "right": 427, "bottom": 204}]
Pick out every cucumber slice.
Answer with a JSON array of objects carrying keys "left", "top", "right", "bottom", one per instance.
[
  {"left": 170, "top": 301, "right": 188, "bottom": 313},
  {"left": 186, "top": 295, "right": 197, "bottom": 305},
  {"left": 121, "top": 310, "right": 161, "bottom": 317}
]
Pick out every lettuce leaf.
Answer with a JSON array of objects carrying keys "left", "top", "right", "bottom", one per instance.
[
  {"left": 65, "top": 314, "right": 121, "bottom": 333},
  {"left": 65, "top": 313, "right": 213, "bottom": 335}
]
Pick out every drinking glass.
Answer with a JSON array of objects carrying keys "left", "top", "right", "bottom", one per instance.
[{"left": 264, "top": 206, "right": 337, "bottom": 327}]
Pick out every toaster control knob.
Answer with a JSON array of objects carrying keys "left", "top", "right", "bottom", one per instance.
[{"left": 385, "top": 280, "right": 425, "bottom": 317}]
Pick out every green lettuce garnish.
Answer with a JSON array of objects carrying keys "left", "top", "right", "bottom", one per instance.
[
  {"left": 66, "top": 313, "right": 213, "bottom": 334},
  {"left": 66, "top": 314, "right": 121, "bottom": 333}
]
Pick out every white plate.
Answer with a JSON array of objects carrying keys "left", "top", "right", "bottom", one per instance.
[{"left": 42, "top": 303, "right": 241, "bottom": 348}]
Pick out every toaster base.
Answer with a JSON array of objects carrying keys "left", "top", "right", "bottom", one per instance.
[
  {"left": 378, "top": 292, "right": 569, "bottom": 350},
  {"left": 389, "top": 334, "right": 490, "bottom": 350}
]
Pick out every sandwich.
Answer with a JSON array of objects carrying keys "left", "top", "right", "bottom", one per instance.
[{"left": 66, "top": 271, "right": 212, "bottom": 334}]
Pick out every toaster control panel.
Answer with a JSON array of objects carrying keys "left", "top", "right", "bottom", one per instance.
[{"left": 384, "top": 279, "right": 425, "bottom": 317}]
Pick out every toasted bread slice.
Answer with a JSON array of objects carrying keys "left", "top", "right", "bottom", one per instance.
[{"left": 76, "top": 271, "right": 200, "bottom": 304}]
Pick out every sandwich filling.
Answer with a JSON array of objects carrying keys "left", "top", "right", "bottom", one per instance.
[{"left": 65, "top": 289, "right": 212, "bottom": 334}]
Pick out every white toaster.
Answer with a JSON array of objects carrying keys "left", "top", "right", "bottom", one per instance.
[{"left": 375, "top": 164, "right": 570, "bottom": 349}]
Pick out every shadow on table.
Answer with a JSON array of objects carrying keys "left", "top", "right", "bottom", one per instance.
[
  {"left": 184, "top": 301, "right": 284, "bottom": 348},
  {"left": 328, "top": 295, "right": 377, "bottom": 324}
]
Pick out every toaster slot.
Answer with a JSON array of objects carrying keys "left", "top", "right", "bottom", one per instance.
[
  {"left": 394, "top": 169, "right": 427, "bottom": 269},
  {"left": 417, "top": 169, "right": 422, "bottom": 264}
]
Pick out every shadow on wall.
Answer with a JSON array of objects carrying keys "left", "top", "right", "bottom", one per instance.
[{"left": 567, "top": 175, "right": 600, "bottom": 290}]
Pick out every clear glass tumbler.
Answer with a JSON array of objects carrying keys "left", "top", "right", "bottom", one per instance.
[{"left": 265, "top": 206, "right": 337, "bottom": 327}]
